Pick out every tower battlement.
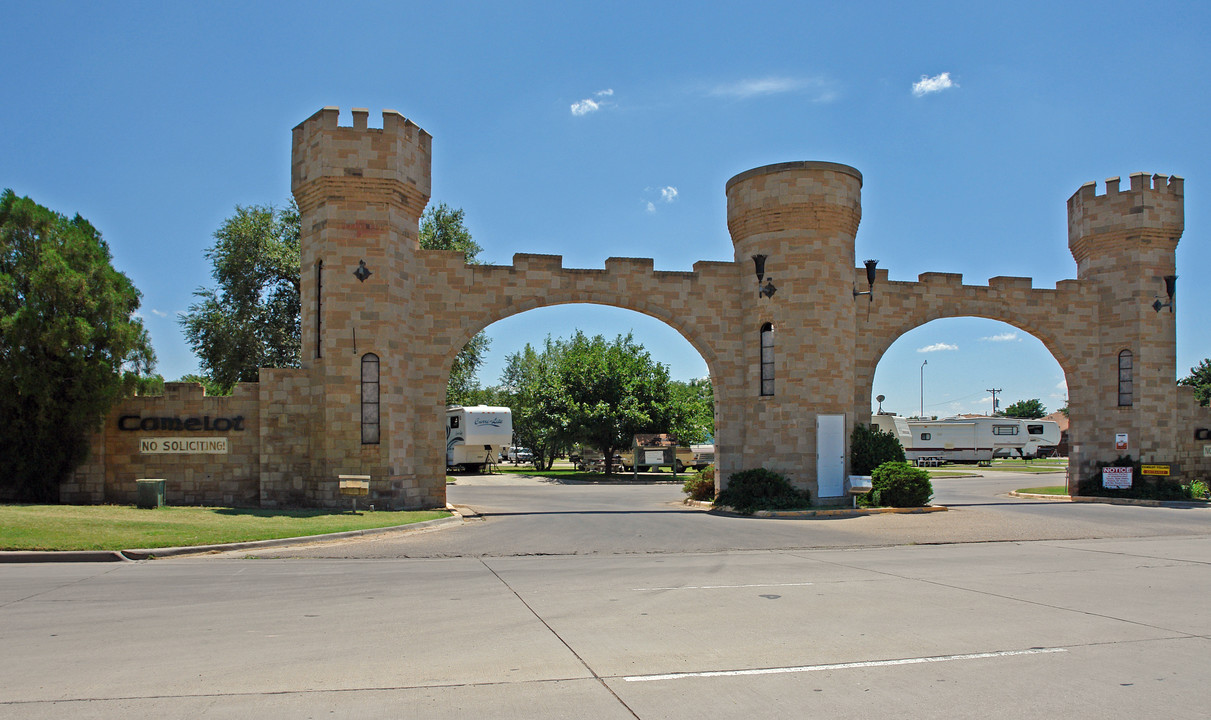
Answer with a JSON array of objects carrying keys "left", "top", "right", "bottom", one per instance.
[
  {"left": 1067, "top": 172, "right": 1184, "bottom": 254},
  {"left": 291, "top": 106, "right": 432, "bottom": 215}
]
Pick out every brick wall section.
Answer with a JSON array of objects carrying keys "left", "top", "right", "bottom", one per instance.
[{"left": 72, "top": 383, "right": 261, "bottom": 506}]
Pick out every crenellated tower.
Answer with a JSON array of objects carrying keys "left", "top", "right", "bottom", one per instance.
[
  {"left": 725, "top": 162, "right": 863, "bottom": 497},
  {"left": 290, "top": 107, "right": 432, "bottom": 506},
  {"left": 1066, "top": 172, "right": 1184, "bottom": 481}
]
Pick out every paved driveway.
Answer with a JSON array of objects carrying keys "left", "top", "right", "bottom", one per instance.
[{"left": 2, "top": 472, "right": 1209, "bottom": 719}]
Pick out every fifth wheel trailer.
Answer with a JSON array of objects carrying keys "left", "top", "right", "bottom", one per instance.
[
  {"left": 871, "top": 415, "right": 1061, "bottom": 464},
  {"left": 446, "top": 406, "right": 513, "bottom": 472}
]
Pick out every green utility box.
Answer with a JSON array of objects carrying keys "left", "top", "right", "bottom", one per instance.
[{"left": 136, "top": 479, "right": 166, "bottom": 509}]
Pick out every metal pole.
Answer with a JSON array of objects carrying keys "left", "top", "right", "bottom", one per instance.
[{"left": 920, "top": 360, "right": 927, "bottom": 418}]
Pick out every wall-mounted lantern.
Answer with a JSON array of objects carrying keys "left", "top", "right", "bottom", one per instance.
[
  {"left": 1152, "top": 274, "right": 1177, "bottom": 313},
  {"left": 354, "top": 259, "right": 372, "bottom": 283},
  {"left": 853, "top": 259, "right": 879, "bottom": 301},
  {"left": 752, "top": 254, "right": 777, "bottom": 298}
]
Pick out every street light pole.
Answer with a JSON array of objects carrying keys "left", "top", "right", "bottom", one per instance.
[{"left": 920, "top": 359, "right": 927, "bottom": 418}]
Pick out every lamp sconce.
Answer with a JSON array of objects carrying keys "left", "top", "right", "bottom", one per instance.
[
  {"left": 1151, "top": 274, "right": 1177, "bottom": 313},
  {"left": 354, "top": 259, "right": 372, "bottom": 283},
  {"left": 752, "top": 254, "right": 777, "bottom": 298},
  {"left": 853, "top": 259, "right": 879, "bottom": 301}
]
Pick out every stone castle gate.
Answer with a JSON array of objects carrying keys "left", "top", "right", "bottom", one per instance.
[{"left": 68, "top": 106, "right": 1209, "bottom": 508}]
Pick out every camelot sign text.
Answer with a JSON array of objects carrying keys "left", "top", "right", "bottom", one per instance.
[{"left": 119, "top": 415, "right": 246, "bottom": 432}]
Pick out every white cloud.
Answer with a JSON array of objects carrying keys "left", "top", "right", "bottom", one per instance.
[
  {"left": 570, "top": 98, "right": 600, "bottom": 116},
  {"left": 571, "top": 89, "right": 615, "bottom": 116},
  {"left": 644, "top": 201, "right": 656, "bottom": 213},
  {"left": 917, "top": 342, "right": 958, "bottom": 353},
  {"left": 912, "top": 72, "right": 957, "bottom": 97},
  {"left": 709, "top": 76, "right": 837, "bottom": 102},
  {"left": 151, "top": 308, "right": 168, "bottom": 318},
  {"left": 660, "top": 186, "right": 678, "bottom": 203},
  {"left": 979, "top": 332, "right": 1019, "bottom": 342}
]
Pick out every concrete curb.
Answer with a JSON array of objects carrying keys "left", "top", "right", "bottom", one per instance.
[
  {"left": 0, "top": 513, "right": 462, "bottom": 563},
  {"left": 1008, "top": 491, "right": 1210, "bottom": 508},
  {"left": 685, "top": 500, "right": 947, "bottom": 518}
]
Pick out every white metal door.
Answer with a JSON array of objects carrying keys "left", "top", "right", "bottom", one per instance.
[{"left": 816, "top": 414, "right": 846, "bottom": 497}]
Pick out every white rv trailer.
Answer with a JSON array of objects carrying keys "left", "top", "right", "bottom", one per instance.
[
  {"left": 446, "top": 405, "right": 513, "bottom": 472},
  {"left": 870, "top": 415, "right": 1061, "bottom": 465}
]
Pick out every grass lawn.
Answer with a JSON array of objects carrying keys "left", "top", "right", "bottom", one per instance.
[
  {"left": 0, "top": 505, "right": 450, "bottom": 551},
  {"left": 1016, "top": 486, "right": 1069, "bottom": 495},
  {"left": 981, "top": 458, "right": 1069, "bottom": 474},
  {"left": 495, "top": 466, "right": 686, "bottom": 483}
]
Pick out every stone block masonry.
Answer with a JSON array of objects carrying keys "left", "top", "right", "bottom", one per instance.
[{"left": 72, "top": 108, "right": 1204, "bottom": 507}]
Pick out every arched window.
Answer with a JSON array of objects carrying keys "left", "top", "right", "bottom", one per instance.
[
  {"left": 760, "top": 323, "right": 774, "bottom": 396},
  {"left": 1118, "top": 349, "right": 1133, "bottom": 407},
  {"left": 361, "top": 353, "right": 380, "bottom": 444}
]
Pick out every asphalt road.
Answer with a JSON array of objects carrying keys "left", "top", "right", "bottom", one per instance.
[{"left": 2, "top": 471, "right": 1209, "bottom": 719}]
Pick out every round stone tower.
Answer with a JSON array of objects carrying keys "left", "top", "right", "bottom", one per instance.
[{"left": 725, "top": 162, "right": 863, "bottom": 498}]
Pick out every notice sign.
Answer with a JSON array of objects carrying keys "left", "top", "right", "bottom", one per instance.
[
  {"left": 1115, "top": 433, "right": 1128, "bottom": 451},
  {"left": 644, "top": 450, "right": 665, "bottom": 465},
  {"left": 1102, "top": 466, "right": 1133, "bottom": 489},
  {"left": 1141, "top": 464, "right": 1171, "bottom": 476},
  {"left": 1204, "top": 445, "right": 1211, "bottom": 458},
  {"left": 140, "top": 437, "right": 229, "bottom": 455}
]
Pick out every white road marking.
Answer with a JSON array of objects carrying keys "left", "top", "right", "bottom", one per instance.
[
  {"left": 623, "top": 647, "right": 1067, "bottom": 682},
  {"left": 631, "top": 582, "right": 814, "bottom": 591}
]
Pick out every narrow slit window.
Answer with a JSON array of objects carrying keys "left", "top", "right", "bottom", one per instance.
[
  {"left": 760, "top": 322, "right": 774, "bottom": 396},
  {"left": 315, "top": 260, "right": 323, "bottom": 359},
  {"left": 1118, "top": 349, "right": 1133, "bottom": 407},
  {"left": 361, "top": 353, "right": 380, "bottom": 444}
]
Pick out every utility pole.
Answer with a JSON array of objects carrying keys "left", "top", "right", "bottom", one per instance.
[{"left": 987, "top": 388, "right": 1002, "bottom": 416}]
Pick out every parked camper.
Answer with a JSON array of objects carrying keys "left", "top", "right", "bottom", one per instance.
[
  {"left": 872, "top": 415, "right": 1063, "bottom": 465},
  {"left": 446, "top": 406, "right": 513, "bottom": 472}
]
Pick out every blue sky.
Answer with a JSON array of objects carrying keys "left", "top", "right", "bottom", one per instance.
[{"left": 3, "top": 1, "right": 1207, "bottom": 418}]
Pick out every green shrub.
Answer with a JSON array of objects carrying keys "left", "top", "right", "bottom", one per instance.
[
  {"left": 850, "top": 422, "right": 906, "bottom": 476},
  {"left": 867, "top": 461, "right": 933, "bottom": 508},
  {"left": 714, "top": 468, "right": 811, "bottom": 514},
  {"left": 683, "top": 465, "right": 716, "bottom": 501},
  {"left": 1188, "top": 479, "right": 1209, "bottom": 500}
]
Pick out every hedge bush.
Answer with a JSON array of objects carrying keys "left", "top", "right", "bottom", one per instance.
[
  {"left": 682, "top": 465, "right": 716, "bottom": 501},
  {"left": 714, "top": 468, "right": 811, "bottom": 514},
  {"left": 850, "top": 422, "right": 906, "bottom": 476},
  {"left": 865, "top": 461, "right": 933, "bottom": 508}
]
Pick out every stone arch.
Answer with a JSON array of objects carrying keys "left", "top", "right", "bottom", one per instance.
[{"left": 438, "top": 295, "right": 722, "bottom": 384}]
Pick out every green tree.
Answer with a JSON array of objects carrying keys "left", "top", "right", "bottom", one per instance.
[
  {"left": 1179, "top": 359, "right": 1211, "bottom": 406},
  {"left": 850, "top": 423, "right": 906, "bottom": 476},
  {"left": 496, "top": 341, "right": 566, "bottom": 470},
  {"left": 666, "top": 377, "right": 714, "bottom": 444},
  {"left": 1002, "top": 398, "right": 1046, "bottom": 419},
  {"left": 0, "top": 190, "right": 155, "bottom": 501},
  {"left": 552, "top": 331, "right": 673, "bottom": 475},
  {"left": 179, "top": 203, "right": 301, "bottom": 392},
  {"left": 420, "top": 203, "right": 491, "bottom": 405}
]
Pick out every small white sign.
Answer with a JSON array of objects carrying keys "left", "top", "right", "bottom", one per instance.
[
  {"left": 1204, "top": 445, "right": 1211, "bottom": 458},
  {"left": 1102, "top": 466, "right": 1133, "bottom": 489},
  {"left": 1115, "top": 433, "right": 1128, "bottom": 451},
  {"left": 140, "top": 437, "right": 229, "bottom": 454},
  {"left": 644, "top": 450, "right": 664, "bottom": 465}
]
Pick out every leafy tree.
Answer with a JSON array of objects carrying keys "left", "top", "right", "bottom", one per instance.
[
  {"left": 134, "top": 374, "right": 166, "bottom": 396},
  {"left": 1, "top": 190, "right": 155, "bottom": 501},
  {"left": 177, "top": 373, "right": 230, "bottom": 397},
  {"left": 179, "top": 203, "right": 301, "bottom": 392},
  {"left": 666, "top": 377, "right": 715, "bottom": 445},
  {"left": 495, "top": 341, "right": 565, "bottom": 470},
  {"left": 1179, "top": 358, "right": 1211, "bottom": 406},
  {"left": 1002, "top": 398, "right": 1046, "bottom": 419},
  {"left": 552, "top": 331, "right": 673, "bottom": 475}
]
